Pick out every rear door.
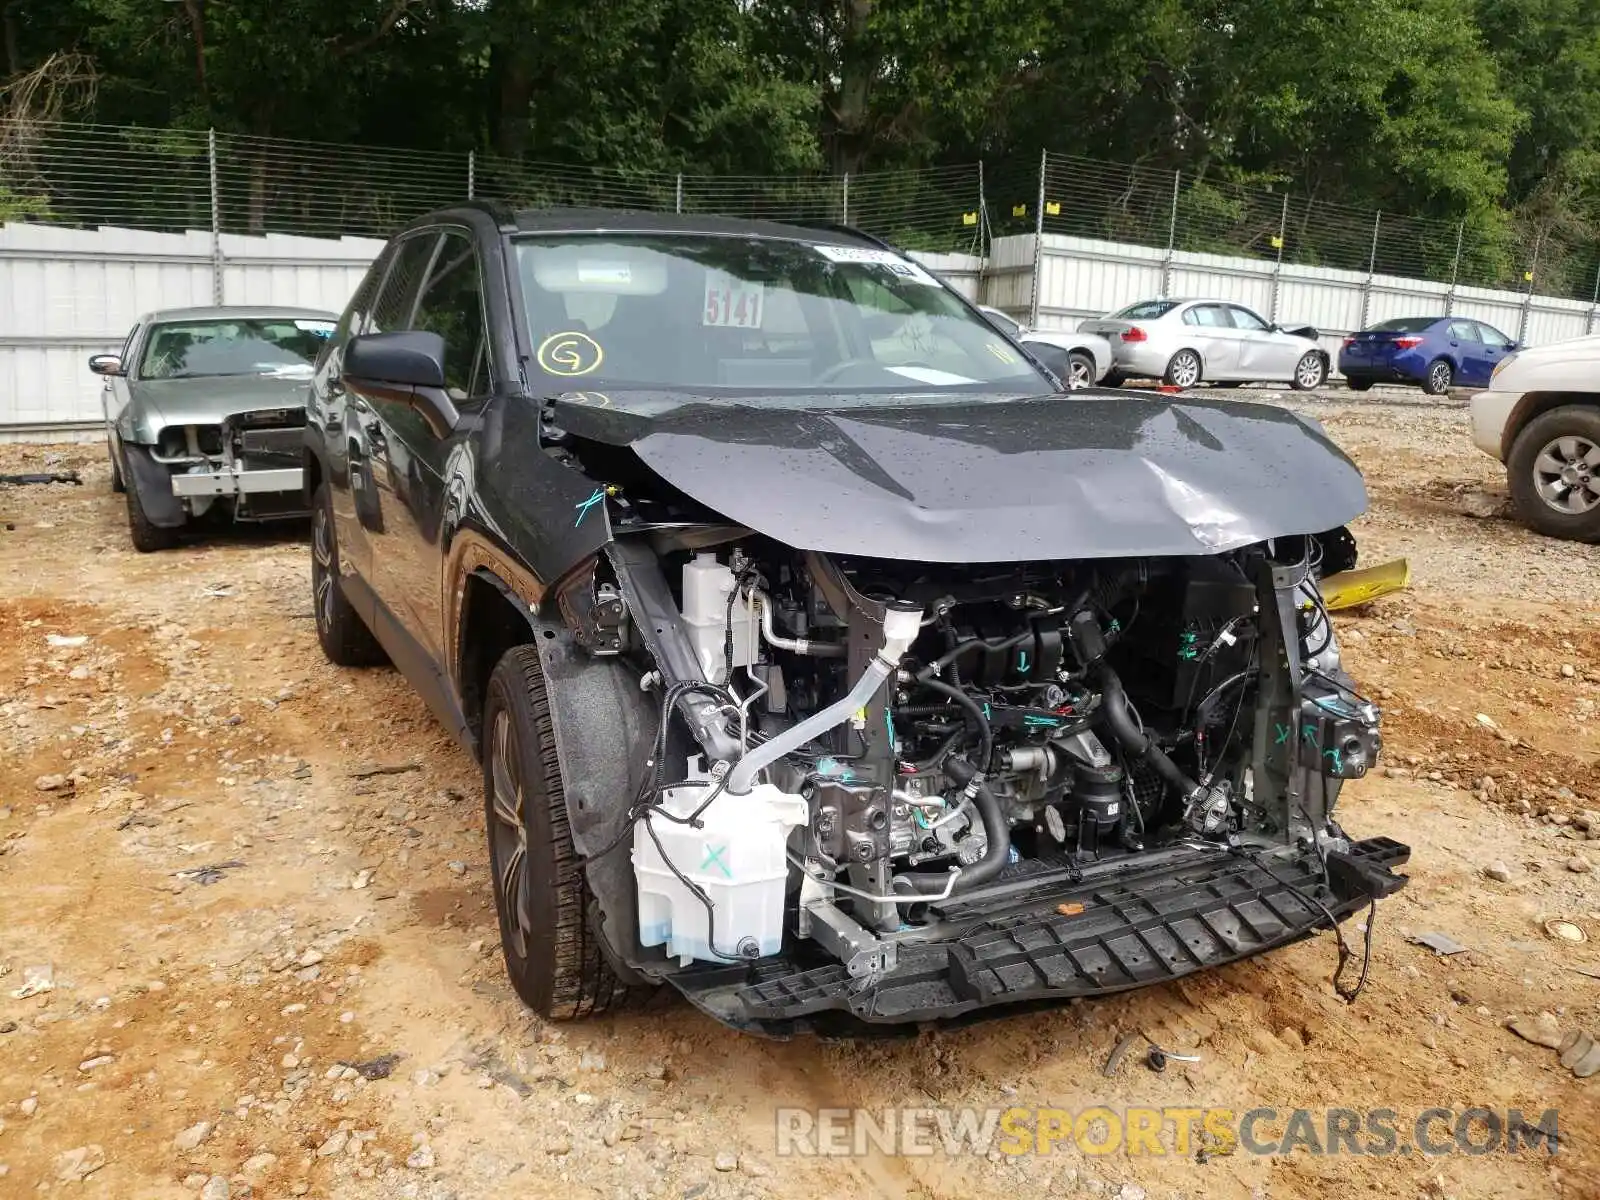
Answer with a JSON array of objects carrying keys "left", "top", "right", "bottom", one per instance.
[
  {"left": 1446, "top": 319, "right": 1488, "bottom": 385},
  {"left": 1228, "top": 304, "right": 1298, "bottom": 378},
  {"left": 1180, "top": 303, "right": 1239, "bottom": 376}
]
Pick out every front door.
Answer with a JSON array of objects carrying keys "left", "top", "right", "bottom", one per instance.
[
  {"left": 1446, "top": 319, "right": 1488, "bottom": 386},
  {"left": 1229, "top": 304, "right": 1297, "bottom": 378},
  {"left": 1471, "top": 321, "right": 1515, "bottom": 386},
  {"left": 364, "top": 228, "right": 490, "bottom": 666}
]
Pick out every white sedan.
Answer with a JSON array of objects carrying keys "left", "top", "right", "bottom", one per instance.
[
  {"left": 1079, "top": 298, "right": 1329, "bottom": 390},
  {"left": 977, "top": 306, "right": 1113, "bottom": 389}
]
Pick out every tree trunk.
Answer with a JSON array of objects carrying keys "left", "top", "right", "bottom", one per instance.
[{"left": 829, "top": 0, "right": 875, "bottom": 175}]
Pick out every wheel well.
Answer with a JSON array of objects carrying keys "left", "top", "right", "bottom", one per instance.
[
  {"left": 1504, "top": 392, "right": 1600, "bottom": 458},
  {"left": 459, "top": 572, "right": 538, "bottom": 747},
  {"left": 302, "top": 449, "right": 324, "bottom": 506}
]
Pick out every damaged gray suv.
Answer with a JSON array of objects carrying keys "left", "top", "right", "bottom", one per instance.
[{"left": 303, "top": 203, "right": 1408, "bottom": 1034}]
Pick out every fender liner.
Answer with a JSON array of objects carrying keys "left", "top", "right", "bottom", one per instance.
[{"left": 121, "top": 444, "right": 186, "bottom": 527}]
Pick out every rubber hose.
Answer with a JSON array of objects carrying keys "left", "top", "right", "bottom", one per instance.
[
  {"left": 896, "top": 757, "right": 1011, "bottom": 894},
  {"left": 1098, "top": 666, "right": 1200, "bottom": 797},
  {"left": 918, "top": 678, "right": 992, "bottom": 770}
]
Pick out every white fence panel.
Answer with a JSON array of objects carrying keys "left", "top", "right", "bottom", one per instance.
[{"left": 911, "top": 251, "right": 982, "bottom": 300}]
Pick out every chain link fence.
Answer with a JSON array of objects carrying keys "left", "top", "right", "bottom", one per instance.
[{"left": 5, "top": 119, "right": 1599, "bottom": 301}]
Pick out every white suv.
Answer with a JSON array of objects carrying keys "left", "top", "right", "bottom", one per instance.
[{"left": 1469, "top": 334, "right": 1600, "bottom": 541}]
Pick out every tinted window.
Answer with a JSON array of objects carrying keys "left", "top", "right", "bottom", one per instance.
[
  {"left": 370, "top": 233, "right": 440, "bottom": 334},
  {"left": 412, "top": 231, "right": 488, "bottom": 397},
  {"left": 1476, "top": 322, "right": 1512, "bottom": 348},
  {"left": 1370, "top": 317, "right": 1439, "bottom": 333},
  {"left": 138, "top": 317, "right": 336, "bottom": 379},
  {"left": 1113, "top": 299, "right": 1180, "bottom": 320},
  {"left": 513, "top": 235, "right": 1047, "bottom": 395},
  {"left": 1447, "top": 320, "right": 1480, "bottom": 342},
  {"left": 1228, "top": 306, "right": 1269, "bottom": 332},
  {"left": 1184, "top": 305, "right": 1231, "bottom": 328}
]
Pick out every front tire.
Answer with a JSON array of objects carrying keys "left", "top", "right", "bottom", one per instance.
[
  {"left": 1066, "top": 351, "right": 1095, "bottom": 389},
  {"left": 1345, "top": 376, "right": 1373, "bottom": 392},
  {"left": 1506, "top": 406, "right": 1600, "bottom": 542},
  {"left": 123, "top": 456, "right": 177, "bottom": 553},
  {"left": 108, "top": 434, "right": 125, "bottom": 493},
  {"left": 1423, "top": 358, "right": 1454, "bottom": 395},
  {"left": 483, "top": 646, "right": 633, "bottom": 1019},
  {"left": 1291, "top": 351, "right": 1327, "bottom": 391},
  {"left": 1164, "top": 349, "right": 1203, "bottom": 388},
  {"left": 311, "top": 483, "right": 387, "bottom": 666}
]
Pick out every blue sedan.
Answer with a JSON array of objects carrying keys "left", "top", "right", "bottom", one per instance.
[{"left": 1338, "top": 316, "right": 1518, "bottom": 394}]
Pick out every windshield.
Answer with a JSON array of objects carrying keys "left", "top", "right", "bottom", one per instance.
[
  {"left": 1369, "top": 317, "right": 1439, "bottom": 333},
  {"left": 512, "top": 234, "right": 1049, "bottom": 395},
  {"left": 139, "top": 317, "right": 336, "bottom": 380},
  {"left": 1111, "top": 299, "right": 1180, "bottom": 320}
]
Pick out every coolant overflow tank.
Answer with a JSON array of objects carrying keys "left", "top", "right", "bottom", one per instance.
[{"left": 633, "top": 765, "right": 808, "bottom": 966}]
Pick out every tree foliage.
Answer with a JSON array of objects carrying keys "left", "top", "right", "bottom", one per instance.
[{"left": 2, "top": 0, "right": 1597, "bottom": 237}]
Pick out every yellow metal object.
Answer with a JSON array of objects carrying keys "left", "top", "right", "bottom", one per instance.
[{"left": 1320, "top": 559, "right": 1411, "bottom": 610}]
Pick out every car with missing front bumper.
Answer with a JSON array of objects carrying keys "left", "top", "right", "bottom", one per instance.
[
  {"left": 1081, "top": 298, "right": 1329, "bottom": 390},
  {"left": 89, "top": 305, "right": 337, "bottom": 551},
  {"left": 303, "top": 203, "right": 1407, "bottom": 1035}
]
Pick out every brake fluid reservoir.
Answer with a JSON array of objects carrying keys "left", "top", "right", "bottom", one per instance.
[{"left": 633, "top": 762, "right": 807, "bottom": 966}]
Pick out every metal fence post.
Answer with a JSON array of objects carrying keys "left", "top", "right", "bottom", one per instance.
[
  {"left": 1444, "top": 221, "right": 1463, "bottom": 315},
  {"left": 675, "top": 173, "right": 683, "bottom": 214},
  {"left": 1359, "top": 211, "right": 1381, "bottom": 329},
  {"left": 1518, "top": 231, "right": 1543, "bottom": 346},
  {"left": 1268, "top": 193, "right": 1289, "bottom": 324},
  {"left": 841, "top": 173, "right": 850, "bottom": 227},
  {"left": 467, "top": 151, "right": 476, "bottom": 199},
  {"left": 1028, "top": 150, "right": 1046, "bottom": 327},
  {"left": 974, "top": 159, "right": 987, "bottom": 258},
  {"left": 1160, "top": 169, "right": 1179, "bottom": 297},
  {"left": 1588, "top": 259, "right": 1600, "bottom": 335},
  {"left": 207, "top": 129, "right": 222, "bottom": 305}
]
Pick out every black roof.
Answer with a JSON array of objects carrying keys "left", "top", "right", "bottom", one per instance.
[{"left": 401, "top": 200, "right": 884, "bottom": 249}]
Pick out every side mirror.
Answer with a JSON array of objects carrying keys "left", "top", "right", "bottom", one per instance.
[
  {"left": 345, "top": 331, "right": 447, "bottom": 389},
  {"left": 344, "top": 331, "right": 458, "bottom": 435},
  {"left": 88, "top": 354, "right": 124, "bottom": 377},
  {"left": 1507, "top": 341, "right": 1520, "bottom": 351}
]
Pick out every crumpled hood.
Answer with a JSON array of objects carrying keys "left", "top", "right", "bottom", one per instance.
[
  {"left": 552, "top": 390, "right": 1367, "bottom": 562},
  {"left": 132, "top": 373, "right": 311, "bottom": 429}
]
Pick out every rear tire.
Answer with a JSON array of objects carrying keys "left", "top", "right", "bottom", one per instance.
[
  {"left": 1506, "top": 406, "right": 1600, "bottom": 543},
  {"left": 1291, "top": 351, "right": 1328, "bottom": 391},
  {"left": 1345, "top": 376, "right": 1373, "bottom": 392},
  {"left": 1099, "top": 370, "right": 1125, "bottom": 388},
  {"left": 483, "top": 646, "right": 637, "bottom": 1019},
  {"left": 311, "top": 483, "right": 387, "bottom": 666},
  {"left": 1164, "top": 349, "right": 1203, "bottom": 388},
  {"left": 123, "top": 457, "right": 178, "bottom": 553},
  {"left": 1422, "top": 358, "right": 1454, "bottom": 395}
]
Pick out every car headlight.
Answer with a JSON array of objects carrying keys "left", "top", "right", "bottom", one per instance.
[{"left": 1490, "top": 353, "right": 1517, "bottom": 384}]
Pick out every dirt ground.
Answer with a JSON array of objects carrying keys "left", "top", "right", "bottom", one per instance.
[{"left": 1, "top": 389, "right": 1598, "bottom": 1200}]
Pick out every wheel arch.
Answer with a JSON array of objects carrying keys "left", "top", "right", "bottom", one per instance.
[{"left": 1502, "top": 391, "right": 1600, "bottom": 460}]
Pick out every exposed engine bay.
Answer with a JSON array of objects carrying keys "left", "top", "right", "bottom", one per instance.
[{"left": 568, "top": 523, "right": 1402, "bottom": 1027}]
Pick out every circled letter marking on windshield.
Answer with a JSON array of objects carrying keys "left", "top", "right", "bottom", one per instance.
[{"left": 537, "top": 331, "right": 604, "bottom": 377}]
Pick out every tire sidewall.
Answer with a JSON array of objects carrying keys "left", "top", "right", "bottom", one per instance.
[
  {"left": 1292, "top": 352, "right": 1326, "bottom": 391},
  {"left": 1067, "top": 351, "right": 1094, "bottom": 389},
  {"left": 1166, "top": 350, "right": 1202, "bottom": 387},
  {"left": 1424, "top": 358, "right": 1453, "bottom": 395},
  {"left": 1506, "top": 406, "right": 1600, "bottom": 542}
]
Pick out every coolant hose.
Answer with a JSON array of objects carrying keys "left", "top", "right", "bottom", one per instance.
[
  {"left": 896, "top": 756, "right": 1011, "bottom": 894},
  {"left": 1098, "top": 666, "right": 1200, "bottom": 798},
  {"left": 724, "top": 602, "right": 924, "bottom": 794}
]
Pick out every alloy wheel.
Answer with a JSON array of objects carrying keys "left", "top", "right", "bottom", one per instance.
[
  {"left": 1532, "top": 434, "right": 1600, "bottom": 515},
  {"left": 311, "top": 506, "right": 335, "bottom": 634},
  {"left": 1069, "top": 356, "right": 1093, "bottom": 389},
  {"left": 1429, "top": 362, "right": 1452, "bottom": 392},
  {"left": 1295, "top": 354, "right": 1324, "bottom": 389},
  {"left": 1169, "top": 352, "right": 1201, "bottom": 388},
  {"left": 488, "top": 708, "right": 532, "bottom": 960}
]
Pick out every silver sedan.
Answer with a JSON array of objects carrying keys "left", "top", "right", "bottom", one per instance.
[
  {"left": 978, "top": 306, "right": 1113, "bottom": 388},
  {"left": 1080, "top": 298, "right": 1329, "bottom": 390}
]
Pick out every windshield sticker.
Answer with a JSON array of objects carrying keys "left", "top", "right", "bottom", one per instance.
[
  {"left": 984, "top": 341, "right": 1019, "bottom": 365},
  {"left": 293, "top": 320, "right": 337, "bottom": 335},
  {"left": 577, "top": 263, "right": 633, "bottom": 286},
  {"left": 703, "top": 270, "right": 765, "bottom": 328},
  {"left": 886, "top": 365, "right": 979, "bottom": 386},
  {"left": 813, "top": 244, "right": 941, "bottom": 286},
  {"left": 537, "top": 331, "right": 604, "bottom": 377}
]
